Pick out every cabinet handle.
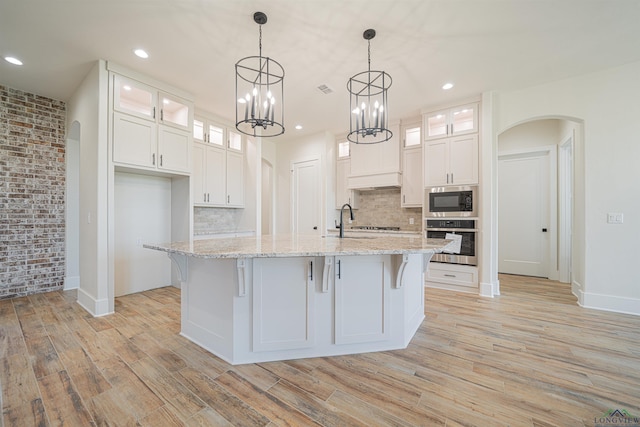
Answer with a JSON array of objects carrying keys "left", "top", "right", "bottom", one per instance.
[
  {"left": 227, "top": 195, "right": 230, "bottom": 204},
  {"left": 446, "top": 173, "right": 449, "bottom": 184},
  {"left": 450, "top": 173, "right": 453, "bottom": 183},
  {"left": 160, "top": 109, "right": 164, "bottom": 122},
  {"left": 207, "top": 193, "right": 210, "bottom": 202},
  {"left": 203, "top": 193, "right": 207, "bottom": 202},
  {"left": 337, "top": 260, "right": 341, "bottom": 279},
  {"left": 444, "top": 274, "right": 456, "bottom": 277},
  {"left": 310, "top": 260, "right": 313, "bottom": 281},
  {"left": 160, "top": 154, "right": 163, "bottom": 166},
  {"left": 152, "top": 107, "right": 156, "bottom": 119},
  {"left": 152, "top": 153, "right": 155, "bottom": 165}
]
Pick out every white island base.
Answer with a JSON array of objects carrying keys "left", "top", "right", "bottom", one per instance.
[{"left": 170, "top": 253, "right": 431, "bottom": 365}]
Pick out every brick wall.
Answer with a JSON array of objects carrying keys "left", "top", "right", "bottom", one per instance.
[{"left": 0, "top": 85, "right": 66, "bottom": 299}]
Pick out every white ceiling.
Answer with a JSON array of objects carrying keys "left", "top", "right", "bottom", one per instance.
[{"left": 2, "top": 0, "right": 640, "bottom": 138}]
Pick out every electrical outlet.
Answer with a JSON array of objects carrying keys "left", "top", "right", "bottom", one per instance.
[
  {"left": 607, "top": 213, "right": 624, "bottom": 224},
  {"left": 409, "top": 217, "right": 415, "bottom": 225}
]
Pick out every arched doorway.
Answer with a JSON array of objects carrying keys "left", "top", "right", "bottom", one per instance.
[{"left": 496, "top": 117, "right": 581, "bottom": 290}]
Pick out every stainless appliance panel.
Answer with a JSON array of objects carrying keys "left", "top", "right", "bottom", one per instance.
[
  {"left": 425, "top": 185, "right": 477, "bottom": 218},
  {"left": 426, "top": 219, "right": 477, "bottom": 266}
]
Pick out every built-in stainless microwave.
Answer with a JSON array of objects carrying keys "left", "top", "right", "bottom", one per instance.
[{"left": 425, "top": 185, "right": 477, "bottom": 217}]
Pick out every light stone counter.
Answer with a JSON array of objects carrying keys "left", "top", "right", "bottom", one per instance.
[{"left": 144, "top": 233, "right": 452, "bottom": 259}]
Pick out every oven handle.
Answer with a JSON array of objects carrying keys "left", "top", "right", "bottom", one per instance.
[{"left": 426, "top": 228, "right": 479, "bottom": 232}]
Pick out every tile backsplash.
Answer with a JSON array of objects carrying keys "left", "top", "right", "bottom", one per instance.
[
  {"left": 343, "top": 187, "right": 422, "bottom": 232},
  {"left": 194, "top": 207, "right": 245, "bottom": 234}
]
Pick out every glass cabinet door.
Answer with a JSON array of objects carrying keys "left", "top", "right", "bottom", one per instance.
[
  {"left": 425, "top": 111, "right": 448, "bottom": 139},
  {"left": 228, "top": 129, "right": 243, "bottom": 152},
  {"left": 113, "top": 75, "right": 156, "bottom": 120},
  {"left": 159, "top": 93, "right": 190, "bottom": 130},
  {"left": 404, "top": 126, "right": 421, "bottom": 147},
  {"left": 451, "top": 104, "right": 477, "bottom": 135},
  {"left": 208, "top": 124, "right": 224, "bottom": 146}
]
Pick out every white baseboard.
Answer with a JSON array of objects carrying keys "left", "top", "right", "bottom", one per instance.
[
  {"left": 581, "top": 291, "right": 640, "bottom": 316},
  {"left": 571, "top": 279, "right": 584, "bottom": 305},
  {"left": 63, "top": 275, "right": 80, "bottom": 290},
  {"left": 479, "top": 281, "right": 496, "bottom": 297},
  {"left": 76, "top": 287, "right": 112, "bottom": 317}
]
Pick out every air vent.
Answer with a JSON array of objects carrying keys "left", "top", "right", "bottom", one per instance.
[{"left": 317, "top": 84, "right": 333, "bottom": 94}]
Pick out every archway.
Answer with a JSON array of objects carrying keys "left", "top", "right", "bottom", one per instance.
[{"left": 494, "top": 116, "right": 583, "bottom": 298}]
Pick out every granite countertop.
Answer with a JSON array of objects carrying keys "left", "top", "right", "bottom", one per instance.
[{"left": 144, "top": 234, "right": 453, "bottom": 259}]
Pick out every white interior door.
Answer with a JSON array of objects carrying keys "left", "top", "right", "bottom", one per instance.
[
  {"left": 292, "top": 158, "right": 320, "bottom": 235},
  {"left": 498, "top": 151, "right": 550, "bottom": 277}
]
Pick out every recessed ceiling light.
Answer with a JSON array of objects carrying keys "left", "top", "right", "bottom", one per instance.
[
  {"left": 442, "top": 83, "right": 454, "bottom": 90},
  {"left": 4, "top": 56, "right": 23, "bottom": 66},
  {"left": 134, "top": 49, "right": 149, "bottom": 59},
  {"left": 295, "top": 125, "right": 303, "bottom": 130}
]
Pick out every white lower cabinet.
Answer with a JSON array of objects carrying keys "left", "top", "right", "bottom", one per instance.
[
  {"left": 252, "top": 257, "right": 317, "bottom": 352},
  {"left": 425, "top": 262, "right": 478, "bottom": 292},
  {"left": 334, "top": 255, "right": 391, "bottom": 344}
]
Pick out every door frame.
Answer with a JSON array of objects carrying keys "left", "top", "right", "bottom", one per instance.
[
  {"left": 497, "top": 145, "right": 558, "bottom": 280},
  {"left": 558, "top": 134, "right": 574, "bottom": 284},
  {"left": 290, "top": 157, "right": 323, "bottom": 235}
]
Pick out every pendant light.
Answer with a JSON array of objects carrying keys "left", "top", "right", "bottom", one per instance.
[
  {"left": 235, "top": 12, "right": 285, "bottom": 137},
  {"left": 347, "top": 29, "right": 392, "bottom": 144}
]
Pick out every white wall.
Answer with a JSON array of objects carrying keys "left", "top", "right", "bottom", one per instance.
[
  {"left": 498, "top": 119, "right": 561, "bottom": 152},
  {"left": 489, "top": 59, "right": 640, "bottom": 315},
  {"left": 66, "top": 60, "right": 111, "bottom": 315},
  {"left": 275, "top": 131, "right": 334, "bottom": 234},
  {"left": 114, "top": 172, "right": 172, "bottom": 296},
  {"left": 64, "top": 131, "right": 80, "bottom": 290}
]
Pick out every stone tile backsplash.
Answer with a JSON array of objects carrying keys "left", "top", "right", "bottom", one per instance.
[
  {"left": 347, "top": 188, "right": 422, "bottom": 232},
  {"left": 194, "top": 207, "right": 246, "bottom": 234},
  {"left": 0, "top": 86, "right": 67, "bottom": 299}
]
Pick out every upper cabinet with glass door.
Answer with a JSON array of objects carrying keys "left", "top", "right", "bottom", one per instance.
[
  {"left": 114, "top": 75, "right": 190, "bottom": 131},
  {"left": 424, "top": 103, "right": 478, "bottom": 141},
  {"left": 193, "top": 117, "right": 224, "bottom": 147}
]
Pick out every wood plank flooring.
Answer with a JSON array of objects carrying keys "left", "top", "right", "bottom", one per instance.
[{"left": 2, "top": 274, "right": 640, "bottom": 426}]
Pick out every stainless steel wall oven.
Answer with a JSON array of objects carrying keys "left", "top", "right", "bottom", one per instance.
[{"left": 425, "top": 219, "right": 477, "bottom": 266}]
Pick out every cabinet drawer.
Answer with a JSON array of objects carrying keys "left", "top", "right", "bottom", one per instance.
[{"left": 426, "top": 263, "right": 478, "bottom": 288}]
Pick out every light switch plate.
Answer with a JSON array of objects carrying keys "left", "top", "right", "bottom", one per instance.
[{"left": 607, "top": 213, "right": 624, "bottom": 224}]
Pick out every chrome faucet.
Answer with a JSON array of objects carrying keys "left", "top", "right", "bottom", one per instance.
[{"left": 339, "top": 203, "right": 355, "bottom": 238}]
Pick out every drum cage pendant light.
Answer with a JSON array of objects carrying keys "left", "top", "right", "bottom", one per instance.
[
  {"left": 347, "top": 29, "right": 392, "bottom": 144},
  {"left": 235, "top": 12, "right": 285, "bottom": 137}
]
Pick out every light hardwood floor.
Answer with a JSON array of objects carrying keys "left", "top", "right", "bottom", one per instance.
[{"left": 2, "top": 274, "right": 640, "bottom": 426}]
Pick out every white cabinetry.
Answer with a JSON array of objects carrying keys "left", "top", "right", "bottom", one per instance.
[
  {"left": 335, "top": 255, "right": 391, "bottom": 344},
  {"left": 335, "top": 140, "right": 359, "bottom": 209},
  {"left": 111, "top": 74, "right": 192, "bottom": 174},
  {"left": 423, "top": 103, "right": 478, "bottom": 141},
  {"left": 425, "top": 262, "right": 478, "bottom": 293},
  {"left": 192, "top": 118, "right": 244, "bottom": 208},
  {"left": 252, "top": 257, "right": 317, "bottom": 352},
  {"left": 347, "top": 122, "right": 401, "bottom": 189},
  {"left": 424, "top": 134, "right": 478, "bottom": 187},
  {"left": 401, "top": 123, "right": 422, "bottom": 207}
]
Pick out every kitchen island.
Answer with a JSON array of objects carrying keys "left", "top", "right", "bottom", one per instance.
[{"left": 144, "top": 234, "right": 452, "bottom": 365}]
